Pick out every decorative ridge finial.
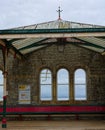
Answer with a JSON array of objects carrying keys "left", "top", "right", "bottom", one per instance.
[{"left": 56, "top": 6, "right": 63, "bottom": 20}]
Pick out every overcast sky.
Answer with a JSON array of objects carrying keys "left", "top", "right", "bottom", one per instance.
[{"left": 0, "top": 0, "right": 105, "bottom": 29}]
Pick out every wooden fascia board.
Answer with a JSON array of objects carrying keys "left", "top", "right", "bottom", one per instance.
[
  {"left": 0, "top": 28, "right": 105, "bottom": 34},
  {"left": 0, "top": 28, "right": 105, "bottom": 38}
]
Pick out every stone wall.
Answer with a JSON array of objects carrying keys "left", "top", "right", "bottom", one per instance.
[
  {"left": 7, "top": 44, "right": 105, "bottom": 105},
  {"left": 0, "top": 50, "right": 4, "bottom": 71}
]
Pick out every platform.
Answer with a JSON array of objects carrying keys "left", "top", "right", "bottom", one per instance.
[{"left": 0, "top": 120, "right": 105, "bottom": 130}]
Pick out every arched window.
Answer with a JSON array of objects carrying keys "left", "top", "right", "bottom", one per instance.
[
  {"left": 0, "top": 70, "right": 3, "bottom": 101},
  {"left": 74, "top": 69, "right": 87, "bottom": 100},
  {"left": 57, "top": 68, "right": 69, "bottom": 101},
  {"left": 40, "top": 69, "right": 52, "bottom": 101}
]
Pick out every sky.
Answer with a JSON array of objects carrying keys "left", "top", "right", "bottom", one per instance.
[{"left": 0, "top": 0, "right": 105, "bottom": 29}]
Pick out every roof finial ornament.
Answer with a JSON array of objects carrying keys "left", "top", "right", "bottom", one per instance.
[{"left": 57, "top": 6, "right": 63, "bottom": 20}]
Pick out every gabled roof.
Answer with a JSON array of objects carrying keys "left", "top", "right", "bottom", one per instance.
[
  {"left": 0, "top": 19, "right": 105, "bottom": 58},
  {"left": 14, "top": 19, "right": 102, "bottom": 29}
]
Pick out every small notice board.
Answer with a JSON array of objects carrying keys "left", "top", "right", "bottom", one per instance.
[{"left": 18, "top": 85, "right": 31, "bottom": 104}]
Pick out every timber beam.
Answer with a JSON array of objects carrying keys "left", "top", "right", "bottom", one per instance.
[
  {"left": 0, "top": 40, "right": 23, "bottom": 59},
  {"left": 0, "top": 32, "right": 105, "bottom": 39}
]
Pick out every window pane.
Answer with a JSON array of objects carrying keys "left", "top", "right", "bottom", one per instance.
[
  {"left": 0, "top": 86, "right": 3, "bottom": 100},
  {"left": 75, "top": 85, "right": 86, "bottom": 100},
  {"left": 40, "top": 69, "right": 52, "bottom": 101},
  {"left": 40, "top": 85, "right": 52, "bottom": 100},
  {"left": 40, "top": 69, "right": 51, "bottom": 84},
  {"left": 57, "top": 85, "right": 69, "bottom": 100},
  {"left": 75, "top": 69, "right": 86, "bottom": 84},
  {"left": 58, "top": 69, "right": 69, "bottom": 84},
  {"left": 57, "top": 69, "right": 69, "bottom": 101},
  {"left": 74, "top": 69, "right": 87, "bottom": 100},
  {"left": 0, "top": 71, "right": 3, "bottom": 83}
]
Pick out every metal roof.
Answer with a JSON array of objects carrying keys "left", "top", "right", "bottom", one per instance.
[
  {"left": 13, "top": 19, "right": 103, "bottom": 29},
  {"left": 0, "top": 19, "right": 105, "bottom": 58}
]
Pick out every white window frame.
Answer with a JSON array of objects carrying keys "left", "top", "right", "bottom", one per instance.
[
  {"left": 74, "top": 68, "right": 87, "bottom": 101},
  {"left": 57, "top": 68, "right": 70, "bottom": 101},
  {"left": 40, "top": 69, "right": 52, "bottom": 101}
]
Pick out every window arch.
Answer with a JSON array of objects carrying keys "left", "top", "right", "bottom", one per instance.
[
  {"left": 74, "top": 68, "right": 87, "bottom": 100},
  {"left": 40, "top": 69, "right": 52, "bottom": 101},
  {"left": 0, "top": 70, "right": 3, "bottom": 101},
  {"left": 57, "top": 68, "right": 69, "bottom": 101}
]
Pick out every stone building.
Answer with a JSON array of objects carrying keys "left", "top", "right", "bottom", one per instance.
[{"left": 0, "top": 18, "right": 105, "bottom": 106}]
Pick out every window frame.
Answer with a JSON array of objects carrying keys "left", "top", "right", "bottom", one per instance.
[
  {"left": 57, "top": 68, "right": 70, "bottom": 101},
  {"left": 40, "top": 68, "right": 53, "bottom": 101},
  {"left": 74, "top": 68, "right": 87, "bottom": 101}
]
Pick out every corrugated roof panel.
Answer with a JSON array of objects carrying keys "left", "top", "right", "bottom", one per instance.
[
  {"left": 20, "top": 45, "right": 48, "bottom": 54},
  {"left": 80, "top": 45, "right": 104, "bottom": 53},
  {"left": 13, "top": 20, "right": 104, "bottom": 30},
  {"left": 34, "top": 20, "right": 104, "bottom": 29},
  {"left": 78, "top": 37, "right": 105, "bottom": 48},
  {"left": 2, "top": 19, "right": 105, "bottom": 56},
  {"left": 13, "top": 38, "right": 47, "bottom": 49}
]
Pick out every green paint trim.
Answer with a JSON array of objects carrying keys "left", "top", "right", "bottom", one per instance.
[
  {"left": 0, "top": 111, "right": 105, "bottom": 115},
  {"left": 0, "top": 28, "right": 105, "bottom": 34},
  {"left": 2, "top": 97, "right": 7, "bottom": 128}
]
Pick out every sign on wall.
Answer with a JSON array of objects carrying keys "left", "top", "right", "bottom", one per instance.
[{"left": 18, "top": 85, "right": 31, "bottom": 104}]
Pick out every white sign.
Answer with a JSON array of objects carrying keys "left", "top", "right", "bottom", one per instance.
[{"left": 18, "top": 85, "right": 31, "bottom": 104}]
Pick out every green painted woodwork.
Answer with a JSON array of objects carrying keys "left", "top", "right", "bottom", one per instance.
[{"left": 0, "top": 28, "right": 105, "bottom": 34}]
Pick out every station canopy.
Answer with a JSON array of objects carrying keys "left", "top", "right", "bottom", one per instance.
[{"left": 0, "top": 19, "right": 105, "bottom": 59}]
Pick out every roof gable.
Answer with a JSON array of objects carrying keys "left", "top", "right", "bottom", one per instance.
[
  {"left": 14, "top": 19, "right": 104, "bottom": 30},
  {"left": 0, "top": 19, "right": 105, "bottom": 58}
]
